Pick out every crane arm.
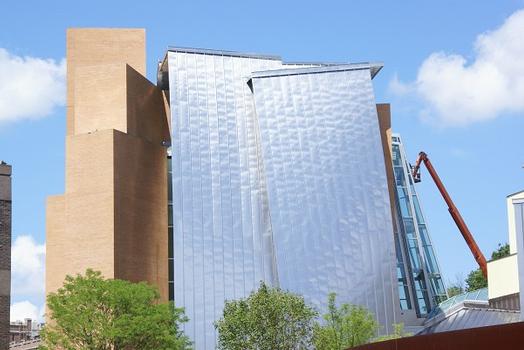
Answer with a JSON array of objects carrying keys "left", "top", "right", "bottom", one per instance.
[{"left": 411, "top": 152, "right": 488, "bottom": 278}]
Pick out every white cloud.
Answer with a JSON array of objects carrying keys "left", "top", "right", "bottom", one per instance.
[
  {"left": 11, "top": 235, "right": 46, "bottom": 298},
  {"left": 0, "top": 48, "right": 65, "bottom": 124},
  {"left": 10, "top": 300, "right": 44, "bottom": 323},
  {"left": 391, "top": 9, "right": 524, "bottom": 126}
]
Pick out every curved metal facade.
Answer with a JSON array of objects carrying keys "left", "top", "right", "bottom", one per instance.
[
  {"left": 166, "top": 49, "right": 399, "bottom": 349},
  {"left": 250, "top": 67, "right": 398, "bottom": 329}
]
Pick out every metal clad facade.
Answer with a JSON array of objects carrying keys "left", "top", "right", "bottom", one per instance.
[
  {"left": 167, "top": 51, "right": 282, "bottom": 348},
  {"left": 250, "top": 68, "right": 399, "bottom": 331},
  {"left": 168, "top": 50, "right": 401, "bottom": 347}
]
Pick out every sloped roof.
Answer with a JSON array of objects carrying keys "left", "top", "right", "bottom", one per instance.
[
  {"left": 427, "top": 288, "right": 489, "bottom": 320},
  {"left": 418, "top": 297, "right": 519, "bottom": 335}
]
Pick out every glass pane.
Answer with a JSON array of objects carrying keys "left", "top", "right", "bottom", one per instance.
[
  {"left": 169, "top": 282, "right": 174, "bottom": 301},
  {"left": 168, "top": 227, "right": 174, "bottom": 259}
]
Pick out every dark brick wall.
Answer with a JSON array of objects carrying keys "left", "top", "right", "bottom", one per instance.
[
  {"left": 0, "top": 198, "right": 11, "bottom": 350},
  {"left": 0, "top": 200, "right": 11, "bottom": 270},
  {"left": 0, "top": 296, "right": 8, "bottom": 350}
]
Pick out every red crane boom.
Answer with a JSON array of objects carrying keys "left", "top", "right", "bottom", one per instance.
[{"left": 411, "top": 151, "right": 488, "bottom": 278}]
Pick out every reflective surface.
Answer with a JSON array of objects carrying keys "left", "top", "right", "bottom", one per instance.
[
  {"left": 251, "top": 67, "right": 398, "bottom": 331},
  {"left": 167, "top": 50, "right": 282, "bottom": 349},
  {"left": 391, "top": 134, "right": 447, "bottom": 316},
  {"left": 167, "top": 48, "right": 400, "bottom": 348}
]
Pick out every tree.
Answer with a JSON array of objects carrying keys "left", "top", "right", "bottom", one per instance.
[
  {"left": 40, "top": 269, "right": 191, "bottom": 350},
  {"left": 446, "top": 285, "right": 464, "bottom": 297},
  {"left": 465, "top": 243, "right": 510, "bottom": 291},
  {"left": 215, "top": 282, "right": 317, "bottom": 350},
  {"left": 491, "top": 243, "right": 510, "bottom": 260},
  {"left": 313, "top": 293, "right": 378, "bottom": 350},
  {"left": 465, "top": 269, "right": 487, "bottom": 292},
  {"left": 374, "top": 323, "right": 411, "bottom": 342},
  {"left": 446, "top": 273, "right": 465, "bottom": 297}
]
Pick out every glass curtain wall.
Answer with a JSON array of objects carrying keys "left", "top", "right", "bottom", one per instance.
[{"left": 392, "top": 134, "right": 447, "bottom": 316}]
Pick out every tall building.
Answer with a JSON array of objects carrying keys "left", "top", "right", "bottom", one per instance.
[
  {"left": 0, "top": 161, "right": 12, "bottom": 350},
  {"left": 158, "top": 48, "right": 399, "bottom": 348},
  {"left": 46, "top": 29, "right": 170, "bottom": 301},
  {"left": 390, "top": 134, "right": 447, "bottom": 319},
  {"left": 47, "top": 28, "right": 447, "bottom": 349}
]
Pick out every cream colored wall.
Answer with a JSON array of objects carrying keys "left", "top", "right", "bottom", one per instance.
[
  {"left": 508, "top": 191, "right": 524, "bottom": 254},
  {"left": 488, "top": 254, "right": 519, "bottom": 300}
]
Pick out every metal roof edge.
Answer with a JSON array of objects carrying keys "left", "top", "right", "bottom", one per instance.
[
  {"left": 167, "top": 46, "right": 282, "bottom": 61},
  {"left": 507, "top": 189, "right": 524, "bottom": 198},
  {"left": 250, "top": 62, "right": 384, "bottom": 80}
]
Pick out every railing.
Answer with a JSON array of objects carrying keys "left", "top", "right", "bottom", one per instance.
[{"left": 9, "top": 338, "right": 42, "bottom": 350}]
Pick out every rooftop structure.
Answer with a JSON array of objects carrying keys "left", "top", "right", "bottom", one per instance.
[{"left": 419, "top": 288, "right": 519, "bottom": 335}]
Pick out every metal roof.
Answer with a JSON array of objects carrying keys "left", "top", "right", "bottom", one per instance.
[
  {"left": 159, "top": 47, "right": 384, "bottom": 80},
  {"left": 418, "top": 305, "right": 520, "bottom": 335},
  {"left": 427, "top": 288, "right": 489, "bottom": 319},
  {"left": 420, "top": 288, "right": 520, "bottom": 335}
]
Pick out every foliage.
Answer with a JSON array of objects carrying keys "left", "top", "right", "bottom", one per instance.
[
  {"left": 313, "top": 293, "right": 378, "bottom": 350},
  {"left": 446, "top": 285, "right": 464, "bottom": 297},
  {"left": 465, "top": 269, "right": 487, "bottom": 292},
  {"left": 465, "top": 243, "right": 510, "bottom": 292},
  {"left": 215, "top": 282, "right": 317, "bottom": 350},
  {"left": 491, "top": 243, "right": 510, "bottom": 260},
  {"left": 40, "top": 269, "right": 191, "bottom": 350},
  {"left": 374, "top": 323, "right": 411, "bottom": 342}
]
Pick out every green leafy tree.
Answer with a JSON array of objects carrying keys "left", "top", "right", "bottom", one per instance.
[
  {"left": 374, "top": 323, "right": 411, "bottom": 342},
  {"left": 215, "top": 282, "right": 317, "bottom": 350},
  {"left": 466, "top": 243, "right": 510, "bottom": 291},
  {"left": 465, "top": 269, "right": 487, "bottom": 292},
  {"left": 40, "top": 269, "right": 191, "bottom": 350},
  {"left": 313, "top": 293, "right": 378, "bottom": 350},
  {"left": 491, "top": 243, "right": 510, "bottom": 260},
  {"left": 446, "top": 285, "right": 464, "bottom": 297}
]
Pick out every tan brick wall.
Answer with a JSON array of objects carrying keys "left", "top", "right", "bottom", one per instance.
[
  {"left": 114, "top": 130, "right": 169, "bottom": 300},
  {"left": 46, "top": 28, "right": 170, "bottom": 304}
]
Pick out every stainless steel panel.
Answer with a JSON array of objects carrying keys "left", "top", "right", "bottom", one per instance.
[
  {"left": 250, "top": 67, "right": 399, "bottom": 332},
  {"left": 167, "top": 51, "right": 282, "bottom": 349}
]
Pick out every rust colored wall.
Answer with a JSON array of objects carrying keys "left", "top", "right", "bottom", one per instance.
[
  {"left": 350, "top": 322, "right": 524, "bottom": 350},
  {"left": 376, "top": 104, "right": 396, "bottom": 230}
]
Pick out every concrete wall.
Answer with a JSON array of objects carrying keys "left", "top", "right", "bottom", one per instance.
[
  {"left": 0, "top": 162, "right": 12, "bottom": 350},
  {"left": 508, "top": 191, "right": 524, "bottom": 254},
  {"left": 46, "top": 28, "right": 170, "bottom": 303},
  {"left": 487, "top": 254, "right": 519, "bottom": 300}
]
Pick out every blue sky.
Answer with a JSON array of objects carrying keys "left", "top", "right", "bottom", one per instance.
[{"left": 1, "top": 0, "right": 523, "bottom": 320}]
